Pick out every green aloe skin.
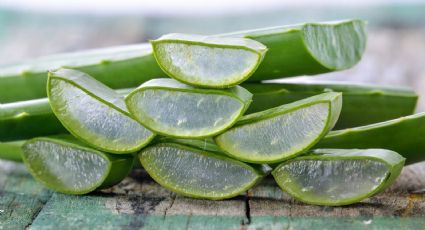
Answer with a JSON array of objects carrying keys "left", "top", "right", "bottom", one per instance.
[
  {"left": 272, "top": 149, "right": 405, "bottom": 206},
  {"left": 0, "top": 140, "right": 25, "bottom": 162},
  {"left": 0, "top": 98, "right": 68, "bottom": 141},
  {"left": 48, "top": 68, "right": 155, "bottom": 154},
  {"left": 151, "top": 34, "right": 267, "bottom": 88},
  {"left": 242, "top": 81, "right": 418, "bottom": 129},
  {"left": 21, "top": 135, "right": 134, "bottom": 195},
  {"left": 215, "top": 92, "right": 342, "bottom": 163},
  {"left": 125, "top": 78, "right": 252, "bottom": 138},
  {"left": 0, "top": 19, "right": 366, "bottom": 102},
  {"left": 317, "top": 112, "right": 425, "bottom": 165},
  {"left": 222, "top": 19, "right": 367, "bottom": 81},
  {"left": 139, "top": 139, "right": 269, "bottom": 200}
]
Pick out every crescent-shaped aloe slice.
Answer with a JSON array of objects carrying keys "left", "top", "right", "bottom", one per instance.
[
  {"left": 215, "top": 92, "right": 342, "bottom": 163},
  {"left": 139, "top": 140, "right": 268, "bottom": 200},
  {"left": 151, "top": 34, "right": 267, "bottom": 88},
  {"left": 125, "top": 78, "right": 252, "bottom": 138},
  {"left": 242, "top": 81, "right": 418, "bottom": 129},
  {"left": 48, "top": 68, "right": 155, "bottom": 153},
  {"left": 317, "top": 112, "right": 425, "bottom": 165},
  {"left": 272, "top": 148, "right": 405, "bottom": 206},
  {"left": 0, "top": 88, "right": 134, "bottom": 142},
  {"left": 21, "top": 135, "right": 134, "bottom": 195}
]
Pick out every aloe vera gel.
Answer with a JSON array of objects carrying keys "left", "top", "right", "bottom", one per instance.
[
  {"left": 139, "top": 140, "right": 267, "bottom": 199},
  {"left": 125, "top": 78, "right": 252, "bottom": 138},
  {"left": 215, "top": 92, "right": 342, "bottom": 163},
  {"left": 151, "top": 34, "right": 267, "bottom": 88},
  {"left": 22, "top": 136, "right": 134, "bottom": 194},
  {"left": 48, "top": 68, "right": 155, "bottom": 153},
  {"left": 272, "top": 149, "right": 405, "bottom": 206}
]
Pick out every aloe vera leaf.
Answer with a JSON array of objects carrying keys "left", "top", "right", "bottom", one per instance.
[
  {"left": 242, "top": 81, "right": 418, "bottom": 129},
  {"left": 0, "top": 140, "right": 25, "bottom": 162},
  {"left": 139, "top": 140, "right": 268, "bottom": 200},
  {"left": 48, "top": 69, "right": 155, "bottom": 153},
  {"left": 272, "top": 148, "right": 405, "bottom": 206},
  {"left": 0, "top": 98, "right": 67, "bottom": 141},
  {"left": 317, "top": 112, "right": 425, "bottom": 165},
  {"left": 215, "top": 92, "right": 342, "bottom": 163},
  {"left": 21, "top": 135, "right": 134, "bottom": 195},
  {"left": 0, "top": 44, "right": 164, "bottom": 103},
  {"left": 151, "top": 34, "right": 267, "bottom": 88},
  {"left": 125, "top": 78, "right": 252, "bottom": 138},
  {"left": 2, "top": 81, "right": 416, "bottom": 141},
  {"left": 0, "top": 19, "right": 366, "bottom": 103},
  {"left": 223, "top": 19, "right": 367, "bottom": 81},
  {"left": 0, "top": 88, "right": 134, "bottom": 141}
]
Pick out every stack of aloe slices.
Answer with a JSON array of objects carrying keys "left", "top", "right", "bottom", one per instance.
[{"left": 0, "top": 19, "right": 420, "bottom": 206}]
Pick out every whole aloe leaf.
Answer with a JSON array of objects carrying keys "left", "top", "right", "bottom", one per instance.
[
  {"left": 0, "top": 19, "right": 366, "bottom": 102},
  {"left": 317, "top": 112, "right": 425, "bottom": 164}
]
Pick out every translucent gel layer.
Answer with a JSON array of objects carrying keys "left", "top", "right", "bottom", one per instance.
[
  {"left": 50, "top": 79, "right": 153, "bottom": 152},
  {"left": 218, "top": 103, "right": 329, "bottom": 161},
  {"left": 142, "top": 145, "right": 258, "bottom": 198},
  {"left": 155, "top": 43, "right": 259, "bottom": 85},
  {"left": 129, "top": 89, "right": 243, "bottom": 137},
  {"left": 274, "top": 159, "right": 389, "bottom": 203},
  {"left": 23, "top": 141, "right": 108, "bottom": 191}
]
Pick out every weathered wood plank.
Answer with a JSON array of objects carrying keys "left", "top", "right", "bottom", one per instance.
[
  {"left": 29, "top": 170, "right": 247, "bottom": 230},
  {"left": 247, "top": 216, "right": 425, "bottom": 230},
  {"left": 0, "top": 160, "right": 51, "bottom": 230}
]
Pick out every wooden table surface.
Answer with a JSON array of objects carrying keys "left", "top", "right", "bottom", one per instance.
[{"left": 1, "top": 159, "right": 425, "bottom": 230}]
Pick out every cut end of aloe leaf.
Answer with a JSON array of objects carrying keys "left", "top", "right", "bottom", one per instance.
[
  {"left": 215, "top": 92, "right": 342, "bottom": 163},
  {"left": 21, "top": 136, "right": 134, "bottom": 195},
  {"left": 126, "top": 78, "right": 252, "bottom": 138},
  {"left": 48, "top": 68, "right": 155, "bottom": 153},
  {"left": 302, "top": 20, "right": 367, "bottom": 70},
  {"left": 151, "top": 33, "right": 267, "bottom": 88},
  {"left": 272, "top": 148, "right": 405, "bottom": 206},
  {"left": 139, "top": 142, "right": 265, "bottom": 200}
]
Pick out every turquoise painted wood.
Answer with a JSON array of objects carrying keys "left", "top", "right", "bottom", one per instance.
[{"left": 1, "top": 159, "right": 425, "bottom": 229}]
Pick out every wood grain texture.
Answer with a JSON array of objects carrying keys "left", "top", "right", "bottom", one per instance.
[{"left": 1, "top": 160, "right": 425, "bottom": 230}]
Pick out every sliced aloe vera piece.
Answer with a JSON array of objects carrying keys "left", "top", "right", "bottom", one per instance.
[
  {"left": 48, "top": 68, "right": 155, "bottom": 153},
  {"left": 272, "top": 148, "right": 405, "bottom": 206},
  {"left": 0, "top": 88, "right": 134, "bottom": 142},
  {"left": 126, "top": 78, "right": 252, "bottom": 138},
  {"left": 242, "top": 81, "right": 418, "bottom": 129},
  {"left": 215, "top": 92, "right": 342, "bottom": 163},
  {"left": 318, "top": 112, "right": 425, "bottom": 165},
  {"left": 139, "top": 140, "right": 268, "bottom": 200},
  {"left": 151, "top": 34, "right": 267, "bottom": 88},
  {"left": 21, "top": 135, "right": 134, "bottom": 194}
]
